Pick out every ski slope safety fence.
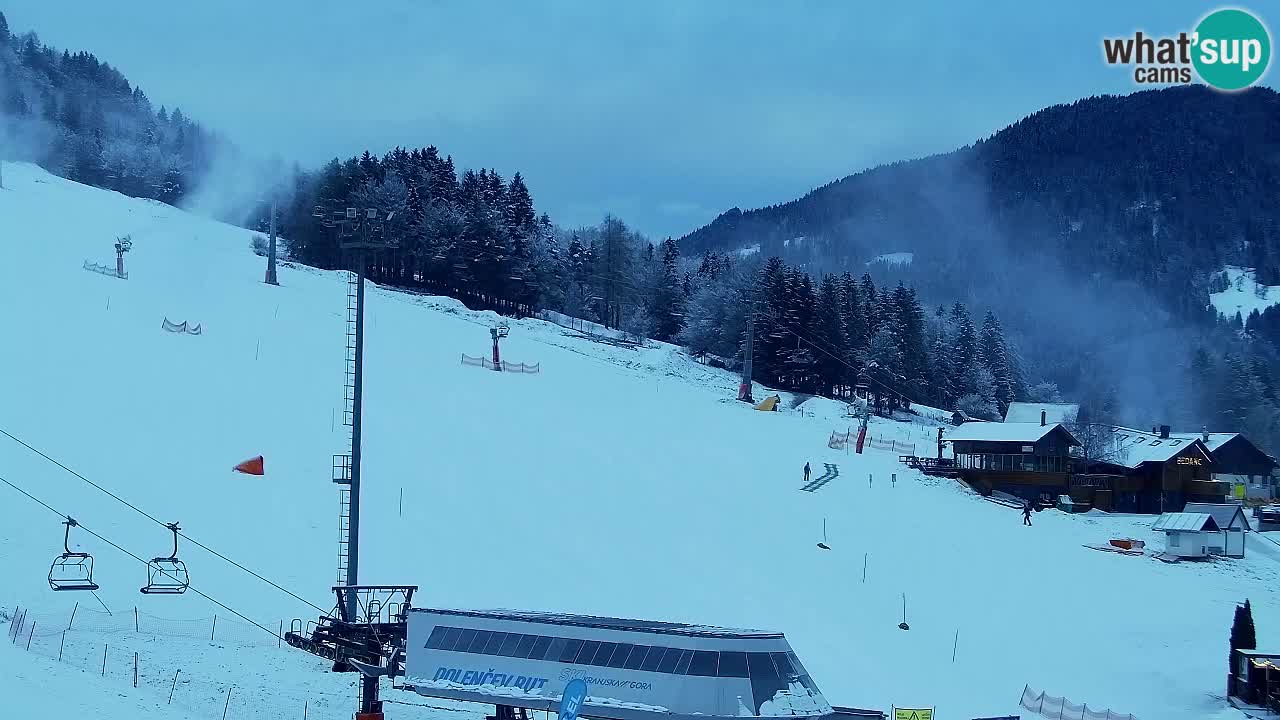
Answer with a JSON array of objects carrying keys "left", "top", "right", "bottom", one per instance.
[
  {"left": 7, "top": 605, "right": 343, "bottom": 720},
  {"left": 460, "top": 354, "right": 541, "bottom": 373},
  {"left": 537, "top": 309, "right": 645, "bottom": 347},
  {"left": 162, "top": 318, "right": 204, "bottom": 335},
  {"left": 83, "top": 259, "right": 127, "bottom": 279},
  {"left": 1019, "top": 684, "right": 1138, "bottom": 720}
]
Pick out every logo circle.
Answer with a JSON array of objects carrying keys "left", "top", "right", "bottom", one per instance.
[{"left": 1193, "top": 8, "right": 1272, "bottom": 90}]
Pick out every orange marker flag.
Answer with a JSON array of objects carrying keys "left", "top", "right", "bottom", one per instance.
[{"left": 233, "top": 455, "right": 264, "bottom": 475}]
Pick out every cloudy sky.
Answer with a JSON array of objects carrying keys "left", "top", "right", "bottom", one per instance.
[{"left": 5, "top": 1, "right": 1275, "bottom": 238}]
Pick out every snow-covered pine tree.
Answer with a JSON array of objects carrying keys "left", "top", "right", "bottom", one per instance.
[
  {"left": 980, "top": 311, "right": 1016, "bottom": 415},
  {"left": 814, "top": 275, "right": 849, "bottom": 397}
]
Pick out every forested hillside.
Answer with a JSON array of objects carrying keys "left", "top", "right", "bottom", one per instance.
[
  {"left": 678, "top": 86, "right": 1280, "bottom": 450},
  {"left": 0, "top": 11, "right": 220, "bottom": 203}
]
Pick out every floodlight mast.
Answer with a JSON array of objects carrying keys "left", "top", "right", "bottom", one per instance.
[{"left": 312, "top": 203, "right": 398, "bottom": 719}]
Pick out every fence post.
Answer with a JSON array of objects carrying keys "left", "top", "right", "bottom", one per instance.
[
  {"left": 862, "top": 553, "right": 867, "bottom": 583},
  {"left": 279, "top": 619, "right": 283, "bottom": 648},
  {"left": 223, "top": 685, "right": 233, "bottom": 720},
  {"left": 58, "top": 630, "right": 65, "bottom": 661},
  {"left": 102, "top": 643, "right": 108, "bottom": 675},
  {"left": 211, "top": 615, "right": 217, "bottom": 641},
  {"left": 134, "top": 652, "right": 139, "bottom": 687},
  {"left": 26, "top": 621, "right": 36, "bottom": 651},
  {"left": 304, "top": 700, "right": 308, "bottom": 719},
  {"left": 169, "top": 669, "right": 180, "bottom": 704},
  {"left": 135, "top": 606, "right": 139, "bottom": 633},
  {"left": 69, "top": 601, "right": 78, "bottom": 629}
]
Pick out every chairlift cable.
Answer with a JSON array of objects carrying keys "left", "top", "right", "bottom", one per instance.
[
  {"left": 0, "top": 426, "right": 328, "bottom": 615},
  {"left": 0, "top": 473, "right": 282, "bottom": 641}
]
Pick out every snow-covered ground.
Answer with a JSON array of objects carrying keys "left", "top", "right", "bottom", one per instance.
[
  {"left": 867, "top": 252, "right": 913, "bottom": 267},
  {"left": 0, "top": 162, "right": 1272, "bottom": 720},
  {"left": 1211, "top": 266, "right": 1280, "bottom": 320}
]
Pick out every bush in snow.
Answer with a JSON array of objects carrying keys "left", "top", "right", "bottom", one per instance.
[{"left": 251, "top": 234, "right": 269, "bottom": 257}]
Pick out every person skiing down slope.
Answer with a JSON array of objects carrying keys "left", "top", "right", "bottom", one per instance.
[
  {"left": 1023, "top": 502, "right": 1033, "bottom": 526},
  {"left": 804, "top": 462, "right": 811, "bottom": 483}
]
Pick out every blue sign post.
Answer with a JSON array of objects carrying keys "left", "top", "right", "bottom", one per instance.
[{"left": 558, "top": 679, "right": 588, "bottom": 720}]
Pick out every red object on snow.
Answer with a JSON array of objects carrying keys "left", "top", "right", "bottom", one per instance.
[
  {"left": 233, "top": 455, "right": 264, "bottom": 475},
  {"left": 855, "top": 426, "right": 867, "bottom": 454}
]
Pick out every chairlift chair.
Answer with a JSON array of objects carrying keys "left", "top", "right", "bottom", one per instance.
[
  {"left": 140, "top": 522, "right": 190, "bottom": 595},
  {"left": 49, "top": 517, "right": 100, "bottom": 592}
]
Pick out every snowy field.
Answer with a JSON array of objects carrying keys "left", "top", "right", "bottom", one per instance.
[
  {"left": 1211, "top": 266, "right": 1280, "bottom": 320},
  {"left": 867, "top": 252, "right": 914, "bottom": 267},
  {"left": 0, "top": 162, "right": 1275, "bottom": 720}
]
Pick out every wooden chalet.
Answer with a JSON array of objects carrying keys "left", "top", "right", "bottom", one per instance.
[
  {"left": 1082, "top": 425, "right": 1226, "bottom": 513},
  {"left": 945, "top": 421, "right": 1080, "bottom": 505},
  {"left": 1173, "top": 431, "right": 1278, "bottom": 500}
]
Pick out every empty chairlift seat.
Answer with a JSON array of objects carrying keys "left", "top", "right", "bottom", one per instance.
[
  {"left": 49, "top": 517, "right": 100, "bottom": 592},
  {"left": 140, "top": 522, "right": 190, "bottom": 595}
]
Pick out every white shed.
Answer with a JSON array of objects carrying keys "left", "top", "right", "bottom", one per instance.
[
  {"left": 1183, "top": 502, "right": 1251, "bottom": 558},
  {"left": 1152, "top": 513, "right": 1221, "bottom": 558}
]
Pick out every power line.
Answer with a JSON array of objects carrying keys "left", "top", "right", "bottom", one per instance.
[
  {"left": 0, "top": 427, "right": 328, "bottom": 615},
  {"left": 0, "top": 473, "right": 282, "bottom": 641}
]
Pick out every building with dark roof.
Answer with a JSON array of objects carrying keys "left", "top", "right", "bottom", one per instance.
[
  {"left": 1172, "top": 431, "right": 1279, "bottom": 500},
  {"left": 945, "top": 421, "right": 1080, "bottom": 505},
  {"left": 1083, "top": 426, "right": 1225, "bottom": 513}
]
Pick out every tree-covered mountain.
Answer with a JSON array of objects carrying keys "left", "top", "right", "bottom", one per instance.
[
  {"left": 679, "top": 86, "right": 1280, "bottom": 449},
  {"left": 0, "top": 11, "right": 221, "bottom": 203}
]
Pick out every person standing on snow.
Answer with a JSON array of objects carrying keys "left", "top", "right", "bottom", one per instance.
[
  {"left": 804, "top": 462, "right": 811, "bottom": 483},
  {"left": 1022, "top": 501, "right": 1033, "bottom": 526}
]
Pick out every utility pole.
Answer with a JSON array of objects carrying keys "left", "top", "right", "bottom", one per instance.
[
  {"left": 738, "top": 301, "right": 755, "bottom": 403},
  {"left": 265, "top": 198, "right": 279, "bottom": 285}
]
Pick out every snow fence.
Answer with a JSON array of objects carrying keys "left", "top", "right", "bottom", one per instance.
[
  {"left": 6, "top": 605, "right": 357, "bottom": 720},
  {"left": 161, "top": 317, "right": 203, "bottom": 335},
  {"left": 1020, "top": 684, "right": 1138, "bottom": 720},
  {"left": 460, "top": 354, "right": 540, "bottom": 373}
]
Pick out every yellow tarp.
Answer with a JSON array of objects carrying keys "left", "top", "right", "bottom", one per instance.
[{"left": 755, "top": 395, "right": 779, "bottom": 411}]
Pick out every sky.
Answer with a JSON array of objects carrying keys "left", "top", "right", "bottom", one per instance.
[{"left": 4, "top": 1, "right": 1276, "bottom": 239}]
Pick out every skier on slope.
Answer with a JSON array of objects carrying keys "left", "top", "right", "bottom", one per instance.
[
  {"left": 804, "top": 462, "right": 811, "bottom": 483},
  {"left": 1022, "top": 501, "right": 1033, "bottom": 526}
]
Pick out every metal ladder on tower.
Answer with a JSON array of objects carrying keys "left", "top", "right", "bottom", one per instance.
[
  {"left": 333, "top": 270, "right": 358, "bottom": 585},
  {"left": 333, "top": 454, "right": 352, "bottom": 584}
]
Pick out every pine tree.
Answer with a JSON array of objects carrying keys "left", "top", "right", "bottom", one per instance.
[
  {"left": 860, "top": 274, "right": 879, "bottom": 338},
  {"left": 814, "top": 275, "right": 849, "bottom": 396},
  {"left": 0, "top": 12, "right": 9, "bottom": 45},
  {"left": 404, "top": 181, "right": 426, "bottom": 272},
  {"left": 842, "top": 273, "right": 867, "bottom": 379},
  {"left": 651, "top": 238, "right": 685, "bottom": 341},
  {"left": 1230, "top": 599, "right": 1257, "bottom": 674},
  {"left": 979, "top": 311, "right": 1015, "bottom": 415}
]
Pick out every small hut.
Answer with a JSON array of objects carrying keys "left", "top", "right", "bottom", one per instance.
[{"left": 1151, "top": 512, "right": 1220, "bottom": 558}]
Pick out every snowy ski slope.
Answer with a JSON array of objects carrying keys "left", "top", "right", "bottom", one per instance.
[{"left": 0, "top": 162, "right": 1273, "bottom": 720}]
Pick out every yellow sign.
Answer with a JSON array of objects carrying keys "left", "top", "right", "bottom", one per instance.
[
  {"left": 1235, "top": 483, "right": 1247, "bottom": 499},
  {"left": 1176, "top": 456, "right": 1203, "bottom": 466},
  {"left": 894, "top": 709, "right": 933, "bottom": 720}
]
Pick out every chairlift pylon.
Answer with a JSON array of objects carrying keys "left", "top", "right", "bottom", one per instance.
[
  {"left": 140, "top": 522, "right": 190, "bottom": 595},
  {"left": 49, "top": 517, "right": 100, "bottom": 592}
]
